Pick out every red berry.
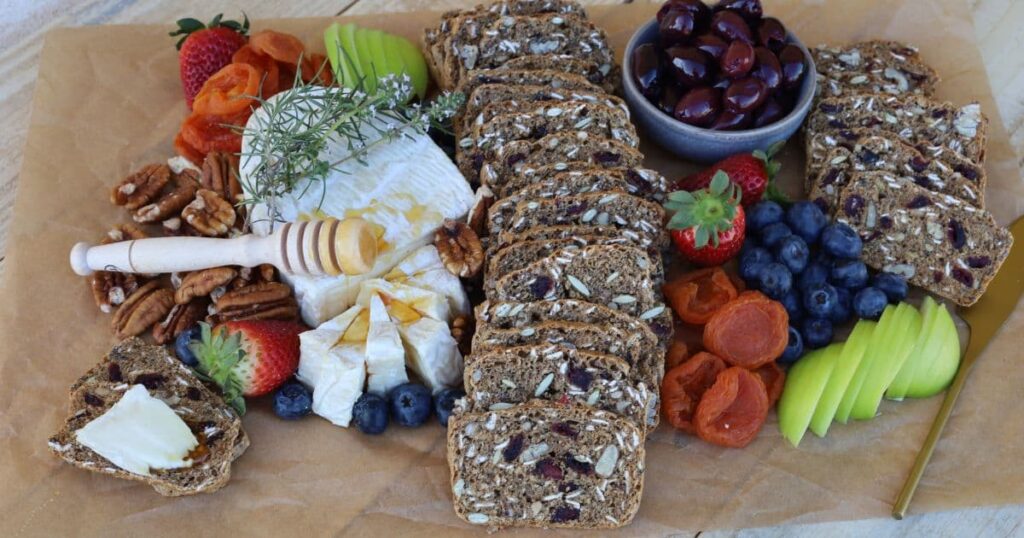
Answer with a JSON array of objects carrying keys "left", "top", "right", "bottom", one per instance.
[{"left": 665, "top": 171, "right": 747, "bottom": 266}]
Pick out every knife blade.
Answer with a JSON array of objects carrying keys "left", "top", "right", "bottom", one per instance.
[{"left": 893, "top": 215, "right": 1024, "bottom": 519}]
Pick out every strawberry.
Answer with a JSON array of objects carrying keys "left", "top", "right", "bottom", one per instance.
[
  {"left": 170, "top": 14, "right": 250, "bottom": 109},
  {"left": 665, "top": 170, "right": 746, "bottom": 267},
  {"left": 190, "top": 320, "right": 304, "bottom": 414},
  {"left": 676, "top": 142, "right": 785, "bottom": 207}
]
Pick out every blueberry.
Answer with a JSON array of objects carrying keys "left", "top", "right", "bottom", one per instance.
[
  {"left": 273, "top": 380, "right": 312, "bottom": 420},
  {"left": 774, "top": 235, "right": 809, "bottom": 274},
  {"left": 759, "top": 222, "right": 793, "bottom": 248},
  {"left": 740, "top": 234, "right": 760, "bottom": 256},
  {"left": 778, "top": 326, "right": 804, "bottom": 364},
  {"left": 820, "top": 223, "right": 863, "bottom": 259},
  {"left": 801, "top": 317, "right": 834, "bottom": 349},
  {"left": 739, "top": 246, "right": 773, "bottom": 282},
  {"left": 746, "top": 200, "right": 784, "bottom": 232},
  {"left": 353, "top": 393, "right": 390, "bottom": 434},
  {"left": 174, "top": 325, "right": 201, "bottom": 367},
  {"left": 872, "top": 272, "right": 908, "bottom": 303},
  {"left": 810, "top": 250, "right": 835, "bottom": 269},
  {"left": 757, "top": 262, "right": 793, "bottom": 299},
  {"left": 388, "top": 383, "right": 432, "bottom": 427},
  {"left": 434, "top": 388, "right": 466, "bottom": 427},
  {"left": 829, "top": 286, "right": 853, "bottom": 325},
  {"left": 803, "top": 282, "right": 838, "bottom": 318},
  {"left": 798, "top": 262, "right": 830, "bottom": 292},
  {"left": 853, "top": 287, "right": 888, "bottom": 320},
  {"left": 785, "top": 201, "right": 828, "bottom": 243},
  {"left": 831, "top": 259, "right": 869, "bottom": 290},
  {"left": 780, "top": 287, "right": 804, "bottom": 322}
]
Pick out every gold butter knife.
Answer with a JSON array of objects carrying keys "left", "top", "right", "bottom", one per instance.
[{"left": 893, "top": 215, "right": 1024, "bottom": 519}]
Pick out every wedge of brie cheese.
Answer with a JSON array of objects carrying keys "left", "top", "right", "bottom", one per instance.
[
  {"left": 240, "top": 88, "right": 473, "bottom": 327},
  {"left": 398, "top": 317, "right": 463, "bottom": 393},
  {"left": 356, "top": 278, "right": 451, "bottom": 324},
  {"left": 297, "top": 305, "right": 367, "bottom": 427},
  {"left": 75, "top": 385, "right": 199, "bottom": 476},
  {"left": 383, "top": 245, "right": 470, "bottom": 318},
  {"left": 365, "top": 293, "right": 408, "bottom": 395}
]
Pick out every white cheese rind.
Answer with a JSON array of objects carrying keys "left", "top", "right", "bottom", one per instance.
[
  {"left": 365, "top": 294, "right": 409, "bottom": 395},
  {"left": 398, "top": 317, "right": 463, "bottom": 393},
  {"left": 75, "top": 385, "right": 198, "bottom": 476},
  {"left": 298, "top": 305, "right": 367, "bottom": 427},
  {"left": 385, "top": 245, "right": 471, "bottom": 318}
]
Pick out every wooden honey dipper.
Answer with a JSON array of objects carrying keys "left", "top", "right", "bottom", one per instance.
[{"left": 69, "top": 218, "right": 377, "bottom": 277}]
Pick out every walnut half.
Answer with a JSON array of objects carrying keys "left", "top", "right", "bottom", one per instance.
[{"left": 435, "top": 219, "right": 484, "bottom": 278}]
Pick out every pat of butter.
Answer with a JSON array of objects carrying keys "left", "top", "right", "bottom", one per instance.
[{"left": 75, "top": 385, "right": 199, "bottom": 476}]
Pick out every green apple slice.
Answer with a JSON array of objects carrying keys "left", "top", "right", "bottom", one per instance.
[
  {"left": 364, "top": 29, "right": 390, "bottom": 86},
  {"left": 338, "top": 23, "right": 362, "bottom": 89},
  {"left": 778, "top": 343, "right": 842, "bottom": 447},
  {"left": 324, "top": 23, "right": 358, "bottom": 89},
  {"left": 808, "top": 320, "right": 876, "bottom": 437},
  {"left": 886, "top": 297, "right": 940, "bottom": 400},
  {"left": 352, "top": 27, "right": 377, "bottom": 93},
  {"left": 850, "top": 302, "right": 922, "bottom": 420},
  {"left": 835, "top": 304, "right": 898, "bottom": 423},
  {"left": 389, "top": 34, "right": 429, "bottom": 99},
  {"left": 904, "top": 301, "right": 961, "bottom": 398},
  {"left": 324, "top": 23, "right": 344, "bottom": 84}
]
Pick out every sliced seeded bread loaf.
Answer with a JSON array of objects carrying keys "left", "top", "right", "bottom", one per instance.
[
  {"left": 489, "top": 244, "right": 666, "bottom": 320},
  {"left": 463, "top": 345, "right": 655, "bottom": 429},
  {"left": 808, "top": 135, "right": 986, "bottom": 214},
  {"left": 457, "top": 101, "right": 638, "bottom": 180},
  {"left": 50, "top": 338, "right": 248, "bottom": 496},
  {"left": 491, "top": 224, "right": 660, "bottom": 254},
  {"left": 460, "top": 84, "right": 628, "bottom": 138},
  {"left": 490, "top": 191, "right": 666, "bottom": 247},
  {"left": 494, "top": 164, "right": 667, "bottom": 200},
  {"left": 812, "top": 40, "right": 939, "bottom": 100},
  {"left": 482, "top": 133, "right": 645, "bottom": 192},
  {"left": 805, "top": 94, "right": 988, "bottom": 165},
  {"left": 485, "top": 237, "right": 664, "bottom": 290},
  {"left": 835, "top": 172, "right": 1012, "bottom": 306},
  {"left": 447, "top": 400, "right": 645, "bottom": 529},
  {"left": 498, "top": 54, "right": 618, "bottom": 93}
]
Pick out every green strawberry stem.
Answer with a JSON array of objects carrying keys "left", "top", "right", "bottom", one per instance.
[
  {"left": 754, "top": 142, "right": 787, "bottom": 205},
  {"left": 169, "top": 13, "right": 250, "bottom": 50},
  {"left": 189, "top": 322, "right": 248, "bottom": 415},
  {"left": 665, "top": 170, "right": 741, "bottom": 249}
]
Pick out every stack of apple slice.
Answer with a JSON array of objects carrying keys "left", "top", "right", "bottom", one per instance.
[
  {"left": 324, "top": 22, "right": 429, "bottom": 99},
  {"left": 778, "top": 297, "right": 962, "bottom": 447}
]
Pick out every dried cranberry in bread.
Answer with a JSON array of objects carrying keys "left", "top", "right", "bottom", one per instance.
[{"left": 447, "top": 400, "right": 645, "bottom": 529}]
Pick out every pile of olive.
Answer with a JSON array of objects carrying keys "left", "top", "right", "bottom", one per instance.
[{"left": 632, "top": 0, "right": 807, "bottom": 130}]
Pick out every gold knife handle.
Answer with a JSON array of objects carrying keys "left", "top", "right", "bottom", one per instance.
[{"left": 892, "top": 356, "right": 976, "bottom": 519}]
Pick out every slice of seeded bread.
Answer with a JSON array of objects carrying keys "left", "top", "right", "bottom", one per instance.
[
  {"left": 495, "top": 164, "right": 667, "bottom": 200},
  {"left": 835, "top": 172, "right": 1012, "bottom": 306},
  {"left": 50, "top": 338, "right": 247, "bottom": 496},
  {"left": 463, "top": 345, "right": 655, "bottom": 429},
  {"left": 455, "top": 70, "right": 599, "bottom": 117},
  {"left": 805, "top": 94, "right": 988, "bottom": 165},
  {"left": 490, "top": 192, "right": 666, "bottom": 248},
  {"left": 491, "top": 224, "right": 660, "bottom": 254},
  {"left": 459, "top": 85, "right": 628, "bottom": 138},
  {"left": 485, "top": 237, "right": 664, "bottom": 292},
  {"left": 808, "top": 135, "right": 986, "bottom": 214},
  {"left": 457, "top": 101, "right": 638, "bottom": 180},
  {"left": 482, "top": 133, "right": 645, "bottom": 193},
  {"left": 812, "top": 40, "right": 939, "bottom": 100},
  {"left": 498, "top": 54, "right": 618, "bottom": 93},
  {"left": 489, "top": 244, "right": 666, "bottom": 320},
  {"left": 447, "top": 400, "right": 645, "bottom": 529}
]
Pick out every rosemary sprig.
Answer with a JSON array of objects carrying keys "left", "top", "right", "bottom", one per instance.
[{"left": 236, "top": 69, "right": 464, "bottom": 229}]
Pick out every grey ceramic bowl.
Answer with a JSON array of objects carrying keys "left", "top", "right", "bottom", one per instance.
[{"left": 622, "top": 18, "right": 817, "bottom": 163}]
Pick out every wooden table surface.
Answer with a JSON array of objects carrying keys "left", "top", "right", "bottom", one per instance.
[{"left": 1, "top": 0, "right": 1022, "bottom": 536}]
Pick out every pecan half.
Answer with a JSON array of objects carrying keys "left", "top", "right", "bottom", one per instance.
[
  {"left": 103, "top": 223, "right": 148, "bottom": 244},
  {"left": 182, "top": 189, "right": 236, "bottom": 237},
  {"left": 466, "top": 185, "right": 495, "bottom": 238},
  {"left": 152, "top": 298, "right": 209, "bottom": 344},
  {"left": 175, "top": 266, "right": 237, "bottom": 304},
  {"left": 435, "top": 219, "right": 484, "bottom": 278},
  {"left": 209, "top": 281, "right": 299, "bottom": 323},
  {"left": 230, "top": 264, "right": 277, "bottom": 289},
  {"left": 90, "top": 271, "right": 142, "bottom": 313},
  {"left": 201, "top": 152, "right": 243, "bottom": 205},
  {"left": 110, "top": 164, "right": 171, "bottom": 210},
  {"left": 111, "top": 281, "right": 175, "bottom": 338},
  {"left": 133, "top": 173, "right": 201, "bottom": 223},
  {"left": 451, "top": 315, "right": 474, "bottom": 356}
]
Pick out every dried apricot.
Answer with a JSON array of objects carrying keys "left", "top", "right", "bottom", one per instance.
[
  {"left": 661, "top": 352, "right": 727, "bottom": 433},
  {"left": 173, "top": 132, "right": 205, "bottom": 166},
  {"left": 232, "top": 45, "right": 281, "bottom": 98},
  {"left": 703, "top": 291, "right": 789, "bottom": 368},
  {"left": 180, "top": 110, "right": 249, "bottom": 155},
  {"left": 665, "top": 340, "right": 690, "bottom": 371},
  {"left": 249, "top": 30, "right": 306, "bottom": 65},
  {"left": 302, "top": 53, "right": 334, "bottom": 85},
  {"left": 754, "top": 361, "right": 786, "bottom": 406},
  {"left": 694, "top": 366, "right": 770, "bottom": 448},
  {"left": 663, "top": 267, "right": 739, "bottom": 325},
  {"left": 192, "top": 64, "right": 261, "bottom": 117}
]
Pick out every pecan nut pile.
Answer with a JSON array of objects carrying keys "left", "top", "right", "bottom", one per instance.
[
  {"left": 132, "top": 171, "right": 200, "bottom": 224},
  {"left": 435, "top": 219, "right": 484, "bottom": 278}
]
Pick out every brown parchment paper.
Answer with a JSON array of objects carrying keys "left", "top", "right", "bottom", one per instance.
[{"left": 2, "top": 2, "right": 1023, "bottom": 536}]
